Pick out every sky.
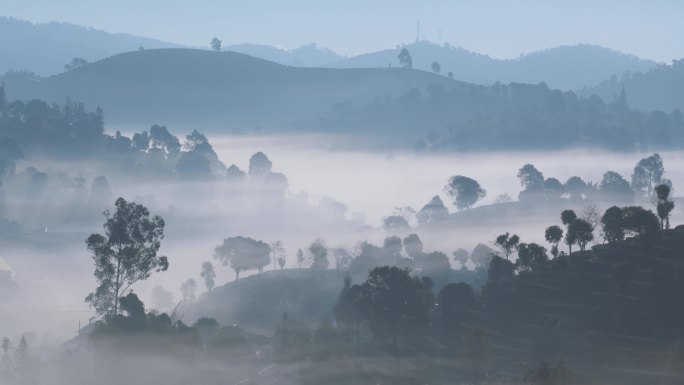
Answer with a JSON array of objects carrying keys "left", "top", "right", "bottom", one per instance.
[{"left": 1, "top": 0, "right": 683, "bottom": 62}]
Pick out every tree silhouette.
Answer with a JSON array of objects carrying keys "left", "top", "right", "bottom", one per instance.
[
  {"left": 214, "top": 236, "right": 271, "bottom": 280},
  {"left": 398, "top": 48, "right": 413, "bottom": 69},
  {"left": 431, "top": 61, "right": 441, "bottom": 74},
  {"left": 85, "top": 198, "right": 167, "bottom": 317},
  {"left": 654, "top": 184, "right": 675, "bottom": 229},
  {"left": 516, "top": 243, "right": 548, "bottom": 271},
  {"left": 361, "top": 266, "right": 433, "bottom": 349},
  {"left": 445, "top": 175, "right": 486, "bottom": 210},
  {"left": 631, "top": 153, "right": 664, "bottom": 198},
  {"left": 494, "top": 232, "right": 520, "bottom": 260},
  {"left": 518, "top": 164, "right": 545, "bottom": 191},
  {"left": 600, "top": 171, "right": 633, "bottom": 202},
  {"left": 201, "top": 261, "right": 216, "bottom": 293},
  {"left": 560, "top": 209, "right": 577, "bottom": 254},
  {"left": 544, "top": 225, "right": 563, "bottom": 257},
  {"left": 210, "top": 37, "right": 222, "bottom": 52},
  {"left": 568, "top": 219, "right": 594, "bottom": 251},
  {"left": 308, "top": 238, "right": 329, "bottom": 270},
  {"left": 269, "top": 240, "right": 285, "bottom": 271},
  {"left": 416, "top": 195, "right": 449, "bottom": 224},
  {"left": 452, "top": 248, "right": 469, "bottom": 267},
  {"left": 601, "top": 206, "right": 625, "bottom": 243}
]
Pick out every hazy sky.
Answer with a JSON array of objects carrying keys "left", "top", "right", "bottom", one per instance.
[{"left": 2, "top": 0, "right": 682, "bottom": 62}]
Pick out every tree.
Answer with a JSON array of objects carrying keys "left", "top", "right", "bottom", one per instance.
[
  {"left": 447, "top": 71, "right": 454, "bottom": 79},
  {"left": 416, "top": 195, "right": 449, "bottom": 224},
  {"left": 655, "top": 184, "right": 675, "bottom": 229},
  {"left": 631, "top": 153, "right": 664, "bottom": 198},
  {"left": 383, "top": 215, "right": 410, "bottom": 231},
  {"left": 488, "top": 255, "right": 515, "bottom": 282},
  {"left": 516, "top": 243, "right": 548, "bottom": 271},
  {"left": 494, "top": 232, "right": 520, "bottom": 260},
  {"left": 402, "top": 234, "right": 424, "bottom": 260},
  {"left": 599, "top": 171, "right": 633, "bottom": 202},
  {"left": 176, "top": 151, "right": 212, "bottom": 179},
  {"left": 561, "top": 209, "right": 577, "bottom": 226},
  {"left": 361, "top": 266, "right": 433, "bottom": 348},
  {"left": 332, "top": 247, "right": 352, "bottom": 270},
  {"left": 471, "top": 243, "right": 494, "bottom": 268},
  {"left": 248, "top": 152, "right": 272, "bottom": 177},
  {"left": 544, "top": 225, "right": 563, "bottom": 257},
  {"left": 214, "top": 236, "right": 271, "bottom": 280},
  {"left": 85, "top": 198, "right": 167, "bottom": 317},
  {"left": 452, "top": 248, "right": 469, "bottom": 267},
  {"left": 398, "top": 48, "right": 413, "bottom": 69},
  {"left": 564, "top": 176, "right": 588, "bottom": 200},
  {"left": 201, "top": 261, "right": 216, "bottom": 293},
  {"left": 181, "top": 278, "right": 197, "bottom": 302},
  {"left": 296, "top": 249, "right": 305, "bottom": 268},
  {"left": 601, "top": 206, "right": 625, "bottom": 243},
  {"left": 334, "top": 279, "right": 370, "bottom": 349},
  {"left": 517, "top": 164, "right": 544, "bottom": 192},
  {"left": 277, "top": 255, "right": 286, "bottom": 270},
  {"left": 568, "top": 219, "right": 594, "bottom": 251},
  {"left": 64, "top": 57, "right": 88, "bottom": 71},
  {"left": 437, "top": 282, "right": 475, "bottom": 336},
  {"left": 210, "top": 37, "right": 222, "bottom": 52},
  {"left": 621, "top": 206, "right": 660, "bottom": 237},
  {"left": 308, "top": 239, "right": 329, "bottom": 270},
  {"left": 444, "top": 175, "right": 486, "bottom": 210},
  {"left": 269, "top": 240, "right": 285, "bottom": 271},
  {"left": 431, "top": 61, "right": 441, "bottom": 74}
]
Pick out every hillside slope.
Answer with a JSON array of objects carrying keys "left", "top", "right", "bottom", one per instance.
[
  {"left": 3, "top": 48, "right": 457, "bottom": 130},
  {"left": 0, "top": 17, "right": 182, "bottom": 76}
]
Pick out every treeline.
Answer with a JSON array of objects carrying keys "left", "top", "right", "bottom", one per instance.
[{"left": 325, "top": 80, "right": 684, "bottom": 152}]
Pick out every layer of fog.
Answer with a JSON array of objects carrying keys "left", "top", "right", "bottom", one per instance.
[{"left": 3, "top": 133, "right": 683, "bottom": 344}]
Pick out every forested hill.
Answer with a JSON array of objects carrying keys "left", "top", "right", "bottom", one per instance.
[
  {"left": 2, "top": 48, "right": 456, "bottom": 130},
  {"left": 4, "top": 48, "right": 684, "bottom": 152},
  {"left": 581, "top": 59, "right": 684, "bottom": 113}
]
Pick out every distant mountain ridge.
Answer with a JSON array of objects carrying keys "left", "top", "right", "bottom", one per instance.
[
  {"left": 0, "top": 16, "right": 659, "bottom": 91},
  {"left": 327, "top": 42, "right": 659, "bottom": 90},
  {"left": 0, "top": 17, "right": 182, "bottom": 75}
]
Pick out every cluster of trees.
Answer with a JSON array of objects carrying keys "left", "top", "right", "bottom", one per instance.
[
  {"left": 518, "top": 154, "right": 670, "bottom": 203},
  {"left": 325, "top": 75, "right": 684, "bottom": 151}
]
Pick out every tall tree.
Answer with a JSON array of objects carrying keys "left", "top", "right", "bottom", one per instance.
[
  {"left": 654, "top": 184, "right": 675, "bottom": 229},
  {"left": 631, "top": 154, "right": 664, "bottom": 198},
  {"left": 517, "top": 164, "right": 545, "bottom": 192},
  {"left": 85, "top": 198, "right": 167, "bottom": 317},
  {"left": 431, "top": 61, "right": 441, "bottom": 74},
  {"left": 444, "top": 175, "right": 486, "bottom": 210},
  {"left": 270, "top": 240, "right": 285, "bottom": 271},
  {"left": 200, "top": 261, "right": 216, "bottom": 293}
]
